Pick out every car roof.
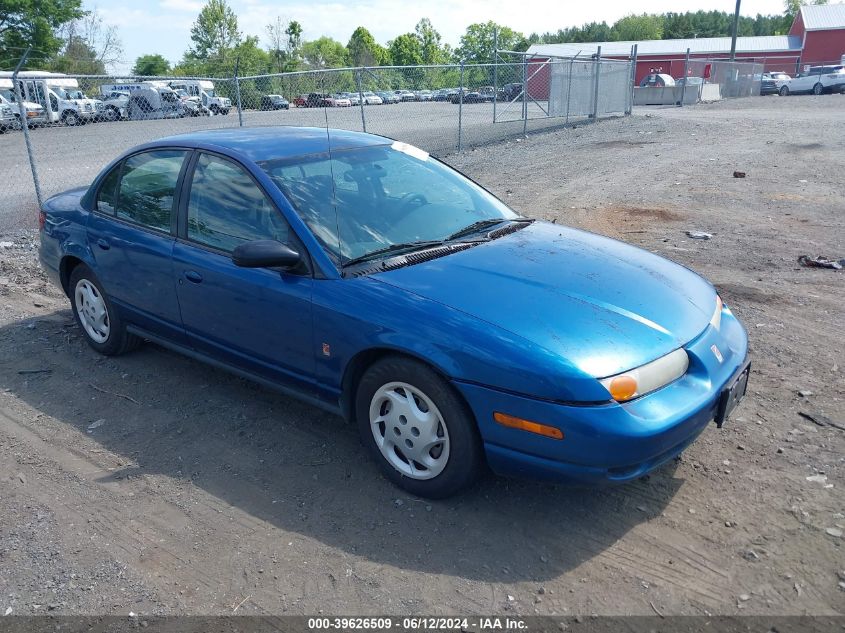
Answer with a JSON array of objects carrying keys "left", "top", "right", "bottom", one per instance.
[{"left": 148, "top": 126, "right": 391, "bottom": 161}]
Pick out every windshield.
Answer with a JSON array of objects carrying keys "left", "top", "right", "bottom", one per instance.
[
  {"left": 259, "top": 143, "right": 519, "bottom": 265},
  {"left": 0, "top": 89, "right": 14, "bottom": 102},
  {"left": 66, "top": 90, "right": 85, "bottom": 99},
  {"left": 205, "top": 89, "right": 216, "bottom": 97},
  {"left": 49, "top": 86, "right": 68, "bottom": 99}
]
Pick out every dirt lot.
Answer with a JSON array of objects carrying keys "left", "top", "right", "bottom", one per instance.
[{"left": 0, "top": 96, "right": 843, "bottom": 618}]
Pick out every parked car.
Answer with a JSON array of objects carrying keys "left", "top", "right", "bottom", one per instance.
[
  {"left": 301, "top": 93, "right": 335, "bottom": 108},
  {"left": 260, "top": 94, "right": 290, "bottom": 110},
  {"left": 0, "top": 85, "right": 46, "bottom": 127},
  {"left": 38, "top": 127, "right": 749, "bottom": 498},
  {"left": 395, "top": 90, "right": 416, "bottom": 102},
  {"left": 0, "top": 100, "right": 16, "bottom": 132},
  {"left": 500, "top": 83, "right": 523, "bottom": 102},
  {"left": 98, "top": 91, "right": 129, "bottom": 121},
  {"left": 640, "top": 73, "right": 675, "bottom": 88},
  {"left": 362, "top": 92, "right": 383, "bottom": 105},
  {"left": 760, "top": 72, "right": 791, "bottom": 95},
  {"left": 293, "top": 94, "right": 308, "bottom": 107},
  {"left": 450, "top": 89, "right": 489, "bottom": 104},
  {"left": 376, "top": 91, "right": 399, "bottom": 104},
  {"left": 780, "top": 65, "right": 845, "bottom": 95},
  {"left": 172, "top": 89, "right": 207, "bottom": 117},
  {"left": 431, "top": 89, "right": 449, "bottom": 102},
  {"left": 332, "top": 94, "right": 352, "bottom": 107},
  {"left": 126, "top": 85, "right": 183, "bottom": 120},
  {"left": 414, "top": 90, "right": 433, "bottom": 101}
]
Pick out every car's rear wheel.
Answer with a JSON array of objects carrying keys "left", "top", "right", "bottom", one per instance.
[
  {"left": 69, "top": 265, "right": 140, "bottom": 356},
  {"left": 356, "top": 356, "right": 484, "bottom": 498},
  {"left": 813, "top": 82, "right": 823, "bottom": 95},
  {"left": 779, "top": 85, "right": 789, "bottom": 96}
]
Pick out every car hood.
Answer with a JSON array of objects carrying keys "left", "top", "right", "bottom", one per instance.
[{"left": 373, "top": 221, "right": 716, "bottom": 378}]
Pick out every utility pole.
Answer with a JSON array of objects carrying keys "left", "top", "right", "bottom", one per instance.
[{"left": 729, "top": 0, "right": 741, "bottom": 61}]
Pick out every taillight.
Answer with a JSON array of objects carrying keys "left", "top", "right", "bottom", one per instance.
[{"left": 38, "top": 209, "right": 46, "bottom": 231}]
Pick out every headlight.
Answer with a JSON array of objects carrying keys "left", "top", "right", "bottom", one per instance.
[
  {"left": 599, "top": 348, "right": 689, "bottom": 402},
  {"left": 710, "top": 295, "right": 723, "bottom": 330}
]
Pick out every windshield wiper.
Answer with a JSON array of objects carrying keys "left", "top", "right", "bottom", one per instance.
[
  {"left": 342, "top": 240, "right": 445, "bottom": 268},
  {"left": 446, "top": 218, "right": 534, "bottom": 241}
]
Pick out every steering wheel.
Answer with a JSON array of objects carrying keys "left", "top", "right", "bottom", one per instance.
[{"left": 398, "top": 192, "right": 428, "bottom": 212}]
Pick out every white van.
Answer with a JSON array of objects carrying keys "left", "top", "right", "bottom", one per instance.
[
  {"left": 0, "top": 71, "right": 103, "bottom": 125},
  {"left": 168, "top": 80, "right": 231, "bottom": 114},
  {"left": 0, "top": 77, "right": 47, "bottom": 127}
]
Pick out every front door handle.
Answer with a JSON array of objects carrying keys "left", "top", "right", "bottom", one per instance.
[
  {"left": 96, "top": 238, "right": 110, "bottom": 250},
  {"left": 184, "top": 270, "right": 203, "bottom": 284}
]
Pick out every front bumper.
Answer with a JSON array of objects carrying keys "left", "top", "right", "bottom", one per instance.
[{"left": 454, "top": 308, "right": 749, "bottom": 485}]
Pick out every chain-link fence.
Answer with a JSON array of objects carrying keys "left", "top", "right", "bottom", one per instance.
[
  {"left": 1, "top": 58, "right": 637, "bottom": 231},
  {"left": 634, "top": 58, "right": 764, "bottom": 105}
]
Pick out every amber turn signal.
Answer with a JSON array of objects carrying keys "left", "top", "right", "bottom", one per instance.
[
  {"left": 608, "top": 375, "right": 638, "bottom": 401},
  {"left": 493, "top": 412, "right": 564, "bottom": 439}
]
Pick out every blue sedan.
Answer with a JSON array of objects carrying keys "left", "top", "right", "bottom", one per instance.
[{"left": 38, "top": 127, "right": 750, "bottom": 498}]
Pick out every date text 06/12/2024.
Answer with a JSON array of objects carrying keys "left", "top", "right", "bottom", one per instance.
[{"left": 307, "top": 617, "right": 528, "bottom": 630}]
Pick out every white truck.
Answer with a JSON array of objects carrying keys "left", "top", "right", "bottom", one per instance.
[
  {"left": 168, "top": 79, "right": 231, "bottom": 115},
  {"left": 0, "top": 71, "right": 103, "bottom": 125},
  {"left": 0, "top": 77, "right": 47, "bottom": 128}
]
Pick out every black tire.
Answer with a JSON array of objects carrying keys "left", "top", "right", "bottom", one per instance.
[
  {"left": 69, "top": 264, "right": 141, "bottom": 356},
  {"left": 355, "top": 355, "right": 484, "bottom": 498},
  {"left": 62, "top": 110, "right": 79, "bottom": 126},
  {"left": 779, "top": 85, "right": 789, "bottom": 97},
  {"left": 813, "top": 82, "right": 823, "bottom": 96},
  {"left": 210, "top": 104, "right": 219, "bottom": 115}
]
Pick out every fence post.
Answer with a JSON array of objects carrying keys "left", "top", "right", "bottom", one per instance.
[
  {"left": 458, "top": 60, "right": 464, "bottom": 151},
  {"left": 234, "top": 57, "right": 244, "bottom": 127},
  {"left": 626, "top": 44, "right": 638, "bottom": 115},
  {"left": 492, "top": 28, "right": 498, "bottom": 124},
  {"left": 522, "top": 54, "right": 528, "bottom": 136},
  {"left": 679, "top": 48, "right": 690, "bottom": 107},
  {"left": 565, "top": 56, "right": 574, "bottom": 125},
  {"left": 11, "top": 47, "right": 43, "bottom": 209},
  {"left": 591, "top": 46, "right": 602, "bottom": 119},
  {"left": 356, "top": 68, "right": 367, "bottom": 133}
]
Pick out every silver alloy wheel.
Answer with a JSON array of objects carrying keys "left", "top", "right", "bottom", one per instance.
[
  {"left": 369, "top": 381, "right": 450, "bottom": 480},
  {"left": 74, "top": 279, "right": 110, "bottom": 343}
]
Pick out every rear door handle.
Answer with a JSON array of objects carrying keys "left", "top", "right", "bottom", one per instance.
[
  {"left": 96, "top": 238, "right": 110, "bottom": 250},
  {"left": 184, "top": 270, "right": 203, "bottom": 284}
]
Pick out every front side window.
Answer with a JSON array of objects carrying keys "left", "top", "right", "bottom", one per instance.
[
  {"left": 115, "top": 150, "right": 186, "bottom": 232},
  {"left": 260, "top": 143, "right": 518, "bottom": 264},
  {"left": 187, "top": 153, "right": 290, "bottom": 252}
]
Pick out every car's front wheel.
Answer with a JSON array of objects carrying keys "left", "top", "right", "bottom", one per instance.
[
  {"left": 69, "top": 265, "right": 140, "bottom": 356},
  {"left": 356, "top": 356, "right": 484, "bottom": 498},
  {"left": 779, "top": 85, "right": 790, "bottom": 96}
]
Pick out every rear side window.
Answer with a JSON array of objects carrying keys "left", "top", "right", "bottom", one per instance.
[
  {"left": 115, "top": 150, "right": 186, "bottom": 232},
  {"left": 96, "top": 165, "right": 121, "bottom": 215},
  {"left": 186, "top": 153, "right": 291, "bottom": 252}
]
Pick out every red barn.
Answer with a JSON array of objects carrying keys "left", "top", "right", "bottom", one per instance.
[
  {"left": 524, "top": 2, "right": 845, "bottom": 94},
  {"left": 790, "top": 3, "right": 845, "bottom": 66}
]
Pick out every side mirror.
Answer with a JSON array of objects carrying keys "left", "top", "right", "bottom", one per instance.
[{"left": 232, "top": 240, "right": 300, "bottom": 269}]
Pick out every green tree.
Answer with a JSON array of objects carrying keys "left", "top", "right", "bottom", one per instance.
[
  {"left": 132, "top": 53, "right": 171, "bottom": 76},
  {"left": 347, "top": 26, "right": 386, "bottom": 66},
  {"left": 0, "top": 0, "right": 85, "bottom": 69},
  {"left": 414, "top": 18, "right": 446, "bottom": 64},
  {"left": 610, "top": 14, "right": 664, "bottom": 41},
  {"left": 189, "top": 0, "right": 240, "bottom": 62},
  {"left": 49, "top": 34, "right": 103, "bottom": 73},
  {"left": 453, "top": 22, "right": 524, "bottom": 63},
  {"left": 301, "top": 36, "right": 347, "bottom": 68},
  {"left": 387, "top": 33, "right": 423, "bottom": 66}
]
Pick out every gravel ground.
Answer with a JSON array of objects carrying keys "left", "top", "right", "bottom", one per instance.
[{"left": 0, "top": 95, "right": 843, "bottom": 618}]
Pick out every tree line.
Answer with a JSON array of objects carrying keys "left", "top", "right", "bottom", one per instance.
[{"left": 0, "top": 0, "right": 829, "bottom": 76}]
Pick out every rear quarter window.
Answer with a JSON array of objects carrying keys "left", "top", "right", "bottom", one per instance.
[{"left": 96, "top": 165, "right": 121, "bottom": 215}]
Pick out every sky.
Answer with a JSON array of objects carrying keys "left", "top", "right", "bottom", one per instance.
[{"left": 92, "top": 0, "right": 789, "bottom": 74}]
